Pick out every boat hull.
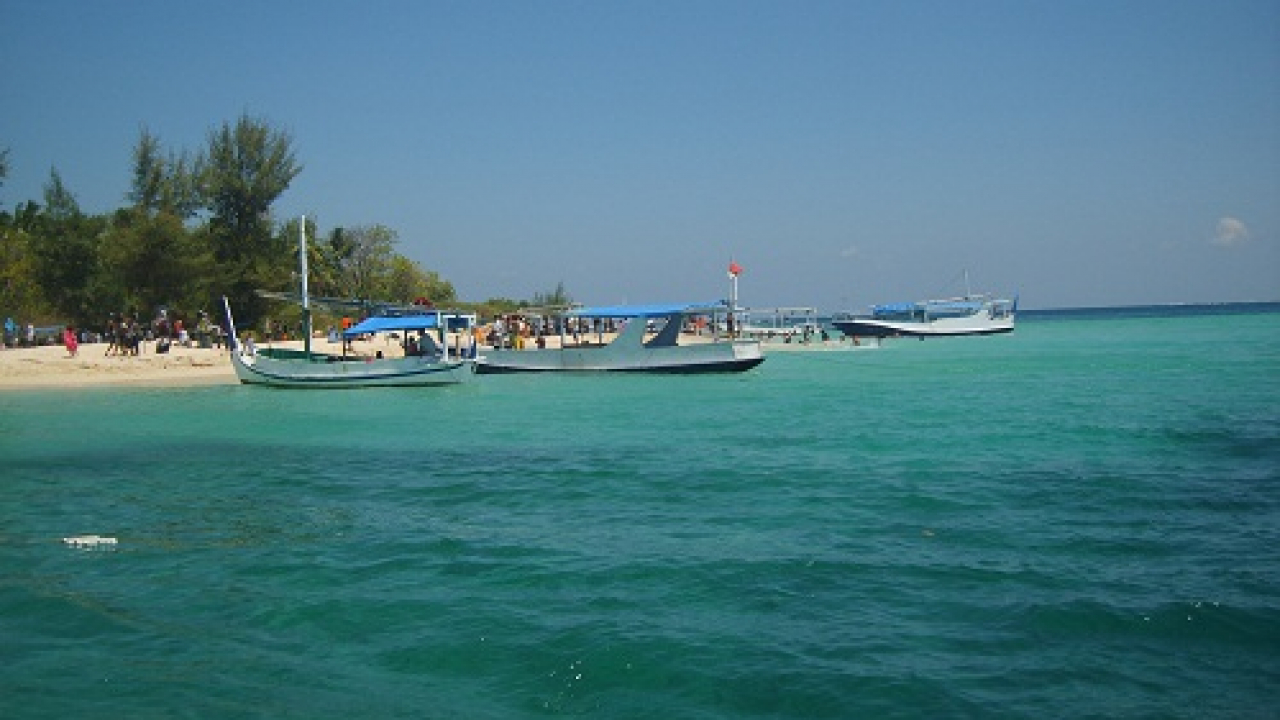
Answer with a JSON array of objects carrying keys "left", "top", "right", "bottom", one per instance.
[
  {"left": 231, "top": 351, "right": 473, "bottom": 388},
  {"left": 475, "top": 340, "right": 764, "bottom": 374},
  {"left": 832, "top": 317, "right": 1015, "bottom": 338},
  {"left": 834, "top": 289, "right": 1017, "bottom": 339}
]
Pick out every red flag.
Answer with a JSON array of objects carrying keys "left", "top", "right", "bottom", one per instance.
[{"left": 728, "top": 260, "right": 743, "bottom": 277}]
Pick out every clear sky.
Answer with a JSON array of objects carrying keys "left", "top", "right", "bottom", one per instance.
[{"left": 3, "top": 0, "right": 1277, "bottom": 310}]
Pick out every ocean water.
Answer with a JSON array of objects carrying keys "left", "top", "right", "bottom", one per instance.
[{"left": 2, "top": 305, "right": 1277, "bottom": 719}]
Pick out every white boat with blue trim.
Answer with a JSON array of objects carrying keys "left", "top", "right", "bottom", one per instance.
[
  {"left": 832, "top": 293, "right": 1017, "bottom": 338},
  {"left": 475, "top": 302, "right": 764, "bottom": 374}
]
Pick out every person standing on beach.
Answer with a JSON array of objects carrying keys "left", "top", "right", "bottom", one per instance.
[
  {"left": 104, "top": 316, "right": 118, "bottom": 356},
  {"left": 62, "top": 325, "right": 79, "bottom": 358}
]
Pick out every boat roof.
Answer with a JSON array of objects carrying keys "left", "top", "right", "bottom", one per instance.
[
  {"left": 873, "top": 299, "right": 987, "bottom": 314},
  {"left": 343, "top": 314, "right": 443, "bottom": 336},
  {"left": 567, "top": 302, "right": 729, "bottom": 318}
]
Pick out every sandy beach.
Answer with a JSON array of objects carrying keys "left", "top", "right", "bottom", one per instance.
[
  {"left": 0, "top": 332, "right": 533, "bottom": 389},
  {"left": 0, "top": 335, "right": 424, "bottom": 389},
  {"left": 0, "top": 340, "right": 238, "bottom": 389}
]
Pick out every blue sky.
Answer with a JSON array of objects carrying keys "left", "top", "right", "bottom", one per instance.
[{"left": 2, "top": 0, "right": 1277, "bottom": 310}]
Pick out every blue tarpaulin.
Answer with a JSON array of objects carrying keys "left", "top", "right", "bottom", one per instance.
[
  {"left": 568, "top": 303, "right": 728, "bottom": 318},
  {"left": 343, "top": 314, "right": 440, "bottom": 337}
]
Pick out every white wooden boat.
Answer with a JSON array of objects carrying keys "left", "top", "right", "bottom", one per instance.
[
  {"left": 220, "top": 216, "right": 473, "bottom": 388},
  {"left": 224, "top": 299, "right": 474, "bottom": 388}
]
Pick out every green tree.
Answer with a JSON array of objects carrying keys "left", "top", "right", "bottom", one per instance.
[
  {"left": 201, "top": 114, "right": 301, "bottom": 325},
  {"left": 330, "top": 224, "right": 396, "bottom": 302},
  {"left": 531, "top": 281, "right": 572, "bottom": 308},
  {"left": 474, "top": 297, "right": 521, "bottom": 319},
  {"left": 109, "top": 129, "right": 213, "bottom": 319},
  {"left": 309, "top": 225, "right": 351, "bottom": 299},
  {"left": 0, "top": 201, "right": 50, "bottom": 323},
  {"left": 384, "top": 255, "right": 457, "bottom": 305},
  {"left": 29, "top": 169, "right": 106, "bottom": 326},
  {"left": 128, "top": 128, "right": 165, "bottom": 212},
  {"left": 100, "top": 208, "right": 212, "bottom": 322},
  {"left": 0, "top": 145, "right": 9, "bottom": 202},
  {"left": 162, "top": 149, "right": 203, "bottom": 220},
  {"left": 130, "top": 128, "right": 205, "bottom": 220},
  {"left": 43, "top": 167, "right": 78, "bottom": 221},
  {"left": 0, "top": 147, "right": 35, "bottom": 318}
]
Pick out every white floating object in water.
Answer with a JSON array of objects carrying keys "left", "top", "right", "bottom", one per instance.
[{"left": 63, "top": 535, "right": 118, "bottom": 548}]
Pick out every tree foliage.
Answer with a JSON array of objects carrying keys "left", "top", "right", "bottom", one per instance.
[
  {"left": 128, "top": 128, "right": 165, "bottom": 212},
  {"left": 0, "top": 202, "right": 48, "bottom": 321},
  {"left": 385, "top": 255, "right": 457, "bottom": 306},
  {"left": 0, "top": 118, "right": 536, "bottom": 331},
  {"left": 28, "top": 169, "right": 106, "bottom": 325},
  {"left": 203, "top": 114, "right": 301, "bottom": 253},
  {"left": 0, "top": 146, "right": 9, "bottom": 199},
  {"left": 200, "top": 115, "right": 302, "bottom": 326},
  {"left": 531, "top": 281, "right": 572, "bottom": 308},
  {"left": 332, "top": 224, "right": 395, "bottom": 301},
  {"left": 127, "top": 128, "right": 204, "bottom": 221},
  {"left": 0, "top": 148, "right": 44, "bottom": 319},
  {"left": 100, "top": 208, "right": 211, "bottom": 320}
]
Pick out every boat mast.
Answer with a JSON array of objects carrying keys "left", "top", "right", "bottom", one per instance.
[
  {"left": 730, "top": 274, "right": 738, "bottom": 338},
  {"left": 300, "top": 216, "right": 311, "bottom": 360}
]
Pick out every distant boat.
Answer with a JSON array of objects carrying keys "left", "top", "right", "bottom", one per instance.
[
  {"left": 474, "top": 302, "right": 765, "bottom": 374},
  {"left": 833, "top": 275, "right": 1017, "bottom": 339}
]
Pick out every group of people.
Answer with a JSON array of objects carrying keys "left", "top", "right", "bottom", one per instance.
[
  {"left": 102, "top": 315, "right": 147, "bottom": 357},
  {"left": 483, "top": 315, "right": 626, "bottom": 350},
  {"left": 3, "top": 318, "right": 40, "bottom": 349},
  {"left": 3, "top": 317, "right": 80, "bottom": 357},
  {"left": 402, "top": 331, "right": 438, "bottom": 357},
  {"left": 2, "top": 308, "right": 230, "bottom": 360}
]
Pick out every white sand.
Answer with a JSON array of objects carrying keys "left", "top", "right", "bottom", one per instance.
[
  {"left": 0, "top": 333, "right": 488, "bottom": 389},
  {"left": 0, "top": 340, "right": 237, "bottom": 389}
]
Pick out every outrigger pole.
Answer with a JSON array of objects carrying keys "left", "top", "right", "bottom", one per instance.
[{"left": 221, "top": 296, "right": 239, "bottom": 352}]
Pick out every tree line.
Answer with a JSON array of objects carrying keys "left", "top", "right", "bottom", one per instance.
[{"left": 1, "top": 115, "right": 552, "bottom": 337}]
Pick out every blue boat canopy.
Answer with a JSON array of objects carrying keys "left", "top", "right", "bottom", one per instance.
[
  {"left": 568, "top": 302, "right": 728, "bottom": 318},
  {"left": 873, "top": 300, "right": 983, "bottom": 317},
  {"left": 872, "top": 302, "right": 920, "bottom": 316},
  {"left": 343, "top": 314, "right": 441, "bottom": 337}
]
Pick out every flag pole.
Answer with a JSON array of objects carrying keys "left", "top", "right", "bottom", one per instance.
[
  {"left": 727, "top": 259, "right": 741, "bottom": 339},
  {"left": 731, "top": 272, "right": 738, "bottom": 338}
]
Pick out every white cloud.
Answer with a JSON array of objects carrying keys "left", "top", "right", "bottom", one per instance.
[
  {"left": 839, "top": 245, "right": 860, "bottom": 258},
  {"left": 1211, "top": 217, "right": 1251, "bottom": 247}
]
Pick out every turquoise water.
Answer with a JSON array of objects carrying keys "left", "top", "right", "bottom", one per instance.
[{"left": 2, "top": 307, "right": 1278, "bottom": 718}]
